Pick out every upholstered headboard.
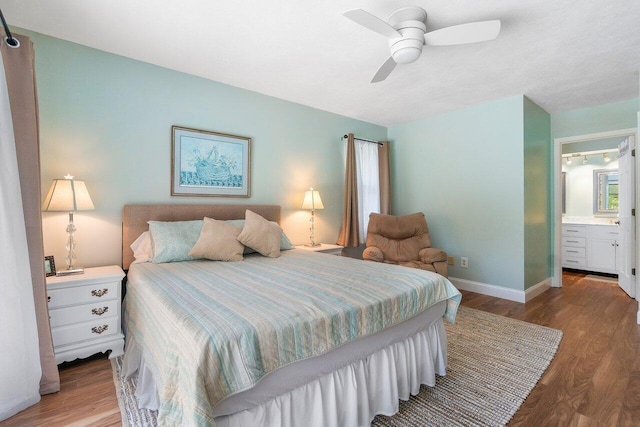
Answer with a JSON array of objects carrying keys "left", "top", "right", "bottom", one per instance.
[{"left": 122, "top": 204, "right": 281, "bottom": 270}]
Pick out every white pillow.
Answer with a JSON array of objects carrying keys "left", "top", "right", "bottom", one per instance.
[{"left": 130, "top": 231, "right": 152, "bottom": 263}]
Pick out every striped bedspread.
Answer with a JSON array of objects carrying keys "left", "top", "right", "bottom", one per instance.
[{"left": 124, "top": 249, "right": 461, "bottom": 426}]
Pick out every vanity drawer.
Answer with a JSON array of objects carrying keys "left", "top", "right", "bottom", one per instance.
[
  {"left": 563, "top": 257, "right": 587, "bottom": 268},
  {"left": 586, "top": 225, "right": 618, "bottom": 239},
  {"left": 562, "top": 247, "right": 586, "bottom": 258},
  {"left": 562, "top": 236, "right": 586, "bottom": 248},
  {"left": 562, "top": 225, "right": 586, "bottom": 237}
]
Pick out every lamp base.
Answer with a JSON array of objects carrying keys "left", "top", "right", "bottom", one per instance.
[
  {"left": 304, "top": 243, "right": 322, "bottom": 247},
  {"left": 56, "top": 267, "right": 85, "bottom": 276}
]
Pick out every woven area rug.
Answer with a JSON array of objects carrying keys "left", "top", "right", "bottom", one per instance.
[{"left": 112, "top": 306, "right": 562, "bottom": 427}]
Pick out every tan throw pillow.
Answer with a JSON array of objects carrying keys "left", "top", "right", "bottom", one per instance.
[
  {"left": 189, "top": 217, "right": 244, "bottom": 262},
  {"left": 237, "top": 209, "right": 283, "bottom": 258}
]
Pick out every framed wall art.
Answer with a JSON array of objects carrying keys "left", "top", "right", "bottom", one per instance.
[
  {"left": 44, "top": 255, "right": 56, "bottom": 277},
  {"left": 171, "top": 126, "right": 251, "bottom": 197}
]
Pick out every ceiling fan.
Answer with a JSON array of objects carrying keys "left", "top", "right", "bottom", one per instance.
[{"left": 344, "top": 6, "right": 501, "bottom": 83}]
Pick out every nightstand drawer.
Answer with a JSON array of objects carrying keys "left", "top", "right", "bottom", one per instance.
[
  {"left": 49, "top": 300, "right": 119, "bottom": 327},
  {"left": 51, "top": 316, "right": 119, "bottom": 347},
  {"left": 48, "top": 280, "right": 119, "bottom": 308}
]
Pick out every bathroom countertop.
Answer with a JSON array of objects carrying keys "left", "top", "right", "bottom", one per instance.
[{"left": 562, "top": 216, "right": 618, "bottom": 226}]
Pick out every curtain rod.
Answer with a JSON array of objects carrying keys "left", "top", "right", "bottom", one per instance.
[
  {"left": 0, "top": 8, "right": 20, "bottom": 48},
  {"left": 343, "top": 134, "right": 384, "bottom": 146}
]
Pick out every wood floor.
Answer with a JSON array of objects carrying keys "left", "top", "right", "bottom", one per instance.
[{"left": 2, "top": 270, "right": 639, "bottom": 426}]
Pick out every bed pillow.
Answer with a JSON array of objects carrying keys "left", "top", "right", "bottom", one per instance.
[
  {"left": 130, "top": 231, "right": 153, "bottom": 263},
  {"left": 236, "top": 210, "right": 283, "bottom": 258},
  {"left": 227, "top": 219, "right": 295, "bottom": 253},
  {"left": 148, "top": 220, "right": 204, "bottom": 263},
  {"left": 189, "top": 217, "right": 244, "bottom": 262}
]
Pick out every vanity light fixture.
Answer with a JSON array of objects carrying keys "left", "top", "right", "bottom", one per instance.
[
  {"left": 42, "top": 174, "right": 95, "bottom": 275},
  {"left": 582, "top": 155, "right": 588, "bottom": 165},
  {"left": 565, "top": 157, "right": 572, "bottom": 165},
  {"left": 603, "top": 153, "right": 611, "bottom": 163}
]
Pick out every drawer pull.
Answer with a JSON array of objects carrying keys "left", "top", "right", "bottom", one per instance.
[
  {"left": 91, "top": 325, "right": 109, "bottom": 334},
  {"left": 566, "top": 260, "right": 579, "bottom": 263},
  {"left": 91, "top": 307, "right": 109, "bottom": 316},
  {"left": 91, "top": 288, "right": 109, "bottom": 297},
  {"left": 567, "top": 250, "right": 578, "bottom": 253},
  {"left": 566, "top": 240, "right": 579, "bottom": 243},
  {"left": 567, "top": 230, "right": 580, "bottom": 233}
]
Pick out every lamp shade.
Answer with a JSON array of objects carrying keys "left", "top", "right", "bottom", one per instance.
[
  {"left": 42, "top": 175, "right": 95, "bottom": 212},
  {"left": 302, "top": 188, "right": 324, "bottom": 210}
]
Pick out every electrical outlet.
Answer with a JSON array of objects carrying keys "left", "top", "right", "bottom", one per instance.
[
  {"left": 460, "top": 257, "right": 468, "bottom": 268},
  {"left": 448, "top": 256, "right": 455, "bottom": 266}
]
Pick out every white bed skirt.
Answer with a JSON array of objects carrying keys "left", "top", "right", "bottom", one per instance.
[{"left": 123, "top": 317, "right": 447, "bottom": 427}]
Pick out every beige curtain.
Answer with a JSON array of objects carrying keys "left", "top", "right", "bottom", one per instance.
[
  {"left": 378, "top": 141, "right": 391, "bottom": 215},
  {"left": 1, "top": 33, "right": 60, "bottom": 394},
  {"left": 337, "top": 133, "right": 360, "bottom": 246}
]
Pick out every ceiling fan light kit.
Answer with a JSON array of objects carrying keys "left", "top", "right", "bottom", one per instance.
[
  {"left": 344, "top": 5, "right": 501, "bottom": 83},
  {"left": 389, "top": 24, "right": 425, "bottom": 64}
]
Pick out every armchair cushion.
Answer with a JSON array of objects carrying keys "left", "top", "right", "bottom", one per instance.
[
  {"left": 362, "top": 246, "right": 384, "bottom": 263},
  {"left": 419, "top": 247, "right": 447, "bottom": 264}
]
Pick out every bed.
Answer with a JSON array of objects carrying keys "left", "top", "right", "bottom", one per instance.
[{"left": 120, "top": 204, "right": 461, "bottom": 427}]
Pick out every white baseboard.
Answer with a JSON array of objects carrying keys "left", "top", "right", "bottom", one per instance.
[
  {"left": 525, "top": 278, "right": 552, "bottom": 302},
  {"left": 448, "top": 277, "right": 552, "bottom": 304}
]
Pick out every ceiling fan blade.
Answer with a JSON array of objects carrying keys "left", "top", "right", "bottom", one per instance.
[
  {"left": 424, "top": 20, "right": 501, "bottom": 46},
  {"left": 371, "top": 57, "right": 397, "bottom": 83},
  {"left": 344, "top": 9, "right": 401, "bottom": 38}
]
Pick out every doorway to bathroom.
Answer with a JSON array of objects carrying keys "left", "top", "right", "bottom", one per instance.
[{"left": 553, "top": 128, "right": 637, "bottom": 300}]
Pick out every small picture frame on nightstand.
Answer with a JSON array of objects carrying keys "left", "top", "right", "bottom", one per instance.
[{"left": 44, "top": 255, "right": 56, "bottom": 277}]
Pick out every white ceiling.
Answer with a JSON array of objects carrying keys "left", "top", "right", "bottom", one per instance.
[{"left": 1, "top": 0, "right": 639, "bottom": 127}]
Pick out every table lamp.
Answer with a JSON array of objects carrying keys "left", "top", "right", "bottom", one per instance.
[
  {"left": 42, "top": 174, "right": 95, "bottom": 275},
  {"left": 301, "top": 187, "right": 324, "bottom": 247}
]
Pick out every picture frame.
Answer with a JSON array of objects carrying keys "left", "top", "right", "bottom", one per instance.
[
  {"left": 44, "top": 255, "right": 56, "bottom": 277},
  {"left": 171, "top": 126, "right": 251, "bottom": 197}
]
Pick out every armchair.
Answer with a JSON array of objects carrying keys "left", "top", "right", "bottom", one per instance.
[{"left": 363, "top": 212, "right": 448, "bottom": 277}]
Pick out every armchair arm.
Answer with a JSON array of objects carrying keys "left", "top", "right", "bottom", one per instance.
[
  {"left": 363, "top": 246, "right": 384, "bottom": 262},
  {"left": 419, "top": 248, "right": 447, "bottom": 264}
]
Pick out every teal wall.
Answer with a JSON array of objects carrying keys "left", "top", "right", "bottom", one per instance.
[
  {"left": 388, "top": 96, "right": 526, "bottom": 290},
  {"left": 25, "top": 30, "right": 386, "bottom": 267},
  {"left": 523, "top": 97, "right": 551, "bottom": 289},
  {"left": 551, "top": 98, "right": 639, "bottom": 139}
]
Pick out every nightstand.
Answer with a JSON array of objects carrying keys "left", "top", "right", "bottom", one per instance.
[
  {"left": 46, "top": 265, "right": 125, "bottom": 364},
  {"left": 295, "top": 243, "right": 344, "bottom": 256}
]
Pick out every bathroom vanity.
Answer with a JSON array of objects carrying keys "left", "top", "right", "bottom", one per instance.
[{"left": 562, "top": 222, "right": 620, "bottom": 274}]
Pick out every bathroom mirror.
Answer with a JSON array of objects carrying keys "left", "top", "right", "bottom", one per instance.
[{"left": 593, "top": 169, "right": 619, "bottom": 214}]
